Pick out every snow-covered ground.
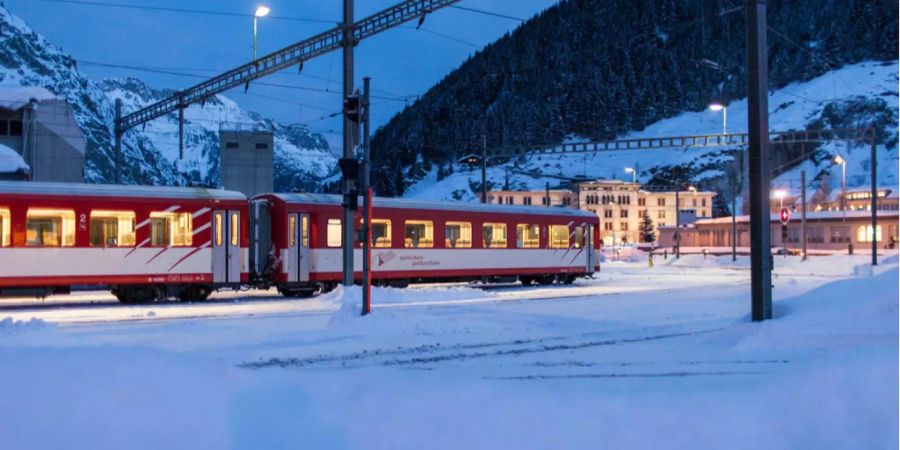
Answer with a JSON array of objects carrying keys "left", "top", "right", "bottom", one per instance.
[{"left": 0, "top": 253, "right": 896, "bottom": 449}]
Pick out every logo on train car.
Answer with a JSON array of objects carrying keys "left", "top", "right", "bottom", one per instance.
[
  {"left": 376, "top": 250, "right": 397, "bottom": 267},
  {"left": 400, "top": 254, "right": 440, "bottom": 268}
]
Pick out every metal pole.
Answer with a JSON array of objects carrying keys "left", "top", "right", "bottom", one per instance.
[
  {"left": 362, "top": 77, "right": 372, "bottom": 315},
  {"left": 341, "top": 0, "right": 355, "bottom": 286},
  {"left": 746, "top": 0, "right": 773, "bottom": 321},
  {"left": 114, "top": 98, "right": 122, "bottom": 184},
  {"left": 545, "top": 181, "right": 550, "bottom": 207},
  {"left": 675, "top": 189, "right": 680, "bottom": 258},
  {"left": 801, "top": 170, "right": 807, "bottom": 261},
  {"left": 178, "top": 106, "right": 184, "bottom": 160},
  {"left": 723, "top": 107, "right": 728, "bottom": 135},
  {"left": 841, "top": 159, "right": 847, "bottom": 222},
  {"left": 871, "top": 137, "right": 878, "bottom": 265},
  {"left": 732, "top": 185, "right": 737, "bottom": 261},
  {"left": 480, "top": 137, "right": 487, "bottom": 203},
  {"left": 253, "top": 16, "right": 258, "bottom": 60}
]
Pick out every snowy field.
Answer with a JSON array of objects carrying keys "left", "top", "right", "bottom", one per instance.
[{"left": 0, "top": 253, "right": 897, "bottom": 449}]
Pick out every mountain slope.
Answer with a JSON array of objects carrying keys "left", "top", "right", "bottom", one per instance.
[
  {"left": 0, "top": 5, "right": 336, "bottom": 189},
  {"left": 371, "top": 0, "right": 898, "bottom": 196}
]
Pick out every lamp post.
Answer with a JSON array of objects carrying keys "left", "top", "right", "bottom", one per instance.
[
  {"left": 709, "top": 103, "right": 727, "bottom": 135},
  {"left": 774, "top": 189, "right": 786, "bottom": 210},
  {"left": 253, "top": 5, "right": 270, "bottom": 60},
  {"left": 834, "top": 155, "right": 846, "bottom": 222},
  {"left": 624, "top": 167, "right": 636, "bottom": 184}
]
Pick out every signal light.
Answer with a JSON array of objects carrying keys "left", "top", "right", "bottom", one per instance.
[
  {"left": 779, "top": 207, "right": 790, "bottom": 224},
  {"left": 344, "top": 94, "right": 360, "bottom": 123}
]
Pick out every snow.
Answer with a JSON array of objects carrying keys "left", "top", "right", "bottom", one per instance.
[
  {"left": 0, "top": 86, "right": 56, "bottom": 109},
  {"left": 0, "top": 253, "right": 896, "bottom": 448},
  {"left": 404, "top": 61, "right": 899, "bottom": 203},
  {"left": 0, "top": 142, "right": 28, "bottom": 172}
]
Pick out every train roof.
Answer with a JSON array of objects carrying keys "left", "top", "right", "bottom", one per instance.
[
  {"left": 263, "top": 192, "right": 597, "bottom": 218},
  {"left": 0, "top": 181, "right": 247, "bottom": 201}
]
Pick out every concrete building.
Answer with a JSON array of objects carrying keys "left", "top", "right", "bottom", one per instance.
[
  {"left": 657, "top": 209, "right": 900, "bottom": 252},
  {"left": 489, "top": 179, "right": 717, "bottom": 245},
  {"left": 219, "top": 127, "right": 273, "bottom": 197},
  {"left": 0, "top": 87, "right": 85, "bottom": 182}
]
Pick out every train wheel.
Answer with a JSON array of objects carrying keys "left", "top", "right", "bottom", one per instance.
[
  {"left": 178, "top": 285, "right": 211, "bottom": 302},
  {"left": 519, "top": 276, "right": 534, "bottom": 286},
  {"left": 537, "top": 276, "right": 555, "bottom": 286},
  {"left": 563, "top": 275, "right": 576, "bottom": 285}
]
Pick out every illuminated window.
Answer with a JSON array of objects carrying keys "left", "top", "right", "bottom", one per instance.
[
  {"left": 549, "top": 225, "right": 569, "bottom": 248},
  {"left": 445, "top": 222, "right": 472, "bottom": 248},
  {"left": 230, "top": 212, "right": 239, "bottom": 246},
  {"left": 516, "top": 224, "right": 539, "bottom": 248},
  {"left": 26, "top": 208, "right": 75, "bottom": 247},
  {"left": 289, "top": 215, "right": 296, "bottom": 247},
  {"left": 301, "top": 216, "right": 309, "bottom": 247},
  {"left": 857, "top": 225, "right": 882, "bottom": 243},
  {"left": 372, "top": 219, "right": 391, "bottom": 248},
  {"left": 483, "top": 223, "right": 507, "bottom": 248},
  {"left": 404, "top": 220, "right": 433, "bottom": 248},
  {"left": 327, "top": 219, "right": 342, "bottom": 247},
  {"left": 90, "top": 210, "right": 135, "bottom": 247},
  {"left": 215, "top": 214, "right": 224, "bottom": 246},
  {"left": 150, "top": 212, "right": 192, "bottom": 247},
  {"left": 573, "top": 226, "right": 585, "bottom": 248},
  {"left": 0, "top": 207, "right": 9, "bottom": 247}
]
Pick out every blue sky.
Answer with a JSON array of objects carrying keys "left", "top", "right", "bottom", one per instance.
[{"left": 5, "top": 0, "right": 557, "bottom": 148}]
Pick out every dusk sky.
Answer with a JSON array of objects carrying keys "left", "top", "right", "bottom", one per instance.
[{"left": 5, "top": 0, "right": 557, "bottom": 148}]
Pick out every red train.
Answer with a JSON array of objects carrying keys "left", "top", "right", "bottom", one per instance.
[{"left": 0, "top": 181, "right": 600, "bottom": 303}]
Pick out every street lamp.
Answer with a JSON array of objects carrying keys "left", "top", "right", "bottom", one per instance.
[
  {"left": 774, "top": 189, "right": 786, "bottom": 209},
  {"left": 709, "top": 103, "right": 727, "bottom": 135},
  {"left": 253, "top": 5, "right": 271, "bottom": 60},
  {"left": 834, "top": 155, "right": 846, "bottom": 221},
  {"left": 624, "top": 167, "right": 636, "bottom": 183}
]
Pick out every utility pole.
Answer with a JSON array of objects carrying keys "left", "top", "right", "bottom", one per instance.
[
  {"left": 732, "top": 184, "right": 738, "bottom": 261},
  {"left": 361, "top": 77, "right": 372, "bottom": 315},
  {"left": 801, "top": 170, "right": 807, "bottom": 261},
  {"left": 114, "top": 98, "right": 122, "bottom": 184},
  {"left": 871, "top": 136, "right": 878, "bottom": 266},
  {"left": 746, "top": 0, "right": 773, "bottom": 321},
  {"left": 675, "top": 189, "right": 680, "bottom": 258},
  {"left": 545, "top": 181, "right": 550, "bottom": 207},
  {"left": 480, "top": 135, "right": 487, "bottom": 203},
  {"left": 178, "top": 104, "right": 185, "bottom": 160},
  {"left": 341, "top": 0, "right": 356, "bottom": 287}
]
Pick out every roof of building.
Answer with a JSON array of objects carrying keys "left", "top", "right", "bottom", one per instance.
[
  {"left": 265, "top": 192, "right": 597, "bottom": 218},
  {"left": 658, "top": 209, "right": 899, "bottom": 228},
  {"left": 0, "top": 181, "right": 246, "bottom": 201},
  {"left": 0, "top": 86, "right": 58, "bottom": 110}
]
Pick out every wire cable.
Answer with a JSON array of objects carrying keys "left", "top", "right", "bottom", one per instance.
[{"left": 31, "top": 0, "right": 337, "bottom": 24}]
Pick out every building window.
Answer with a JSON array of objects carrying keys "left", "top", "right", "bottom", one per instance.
[
  {"left": 657, "top": 198, "right": 666, "bottom": 207},
  {"left": 638, "top": 198, "right": 646, "bottom": 206},
  {"left": 326, "top": 219, "right": 342, "bottom": 247},
  {"left": 523, "top": 197, "right": 532, "bottom": 206},
  {"left": 621, "top": 222, "right": 628, "bottom": 231},
  {"left": 658, "top": 211, "right": 666, "bottom": 219},
  {"left": 517, "top": 224, "right": 540, "bottom": 248},
  {"left": 26, "top": 208, "right": 75, "bottom": 247},
  {"left": 90, "top": 210, "right": 136, "bottom": 247},
  {"left": 857, "top": 225, "right": 882, "bottom": 243},
  {"left": 702, "top": 198, "right": 707, "bottom": 207},
  {"left": 542, "top": 196, "right": 548, "bottom": 206},
  {"left": 549, "top": 225, "right": 569, "bottom": 248},
  {"left": 370, "top": 219, "right": 392, "bottom": 247},
  {"left": 604, "top": 209, "right": 613, "bottom": 219},
  {"left": 829, "top": 226, "right": 850, "bottom": 243},
  {"left": 506, "top": 197, "right": 513, "bottom": 205},
  {"left": 225, "top": 142, "right": 239, "bottom": 149},
  {"left": 482, "top": 223, "right": 507, "bottom": 248},
  {"left": 604, "top": 222, "right": 613, "bottom": 231},
  {"left": 0, "top": 207, "right": 9, "bottom": 247},
  {"left": 404, "top": 220, "right": 434, "bottom": 248},
  {"left": 573, "top": 226, "right": 585, "bottom": 248},
  {"left": 445, "top": 221, "right": 472, "bottom": 248},
  {"left": 254, "top": 143, "right": 269, "bottom": 150},
  {"left": 620, "top": 209, "right": 628, "bottom": 218},
  {"left": 150, "top": 212, "right": 192, "bottom": 247}
]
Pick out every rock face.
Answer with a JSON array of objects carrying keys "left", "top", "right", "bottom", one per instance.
[
  {"left": 370, "top": 0, "right": 898, "bottom": 196},
  {"left": 0, "top": 5, "right": 336, "bottom": 190}
]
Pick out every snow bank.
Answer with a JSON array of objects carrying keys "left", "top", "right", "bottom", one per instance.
[{"left": 0, "top": 143, "right": 28, "bottom": 173}]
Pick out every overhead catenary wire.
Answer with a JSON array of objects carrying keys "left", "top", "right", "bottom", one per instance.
[{"left": 31, "top": 0, "right": 337, "bottom": 24}]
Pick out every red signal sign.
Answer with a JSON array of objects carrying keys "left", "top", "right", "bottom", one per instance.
[{"left": 779, "top": 208, "right": 790, "bottom": 224}]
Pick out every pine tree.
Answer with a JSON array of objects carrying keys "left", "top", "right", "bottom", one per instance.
[{"left": 639, "top": 213, "right": 656, "bottom": 243}]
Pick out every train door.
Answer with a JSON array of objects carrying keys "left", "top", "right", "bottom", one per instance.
[
  {"left": 212, "top": 210, "right": 242, "bottom": 283},
  {"left": 286, "top": 213, "right": 311, "bottom": 283},
  {"left": 585, "top": 224, "right": 595, "bottom": 273}
]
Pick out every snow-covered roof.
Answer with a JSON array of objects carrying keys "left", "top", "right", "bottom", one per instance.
[
  {"left": 0, "top": 181, "right": 246, "bottom": 201},
  {"left": 0, "top": 86, "right": 57, "bottom": 110},
  {"left": 657, "top": 209, "right": 899, "bottom": 228},
  {"left": 0, "top": 144, "right": 28, "bottom": 173},
  {"left": 266, "top": 192, "right": 597, "bottom": 218}
]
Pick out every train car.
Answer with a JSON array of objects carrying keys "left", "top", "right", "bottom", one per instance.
[
  {"left": 251, "top": 193, "right": 600, "bottom": 296},
  {"left": 0, "top": 181, "right": 248, "bottom": 303}
]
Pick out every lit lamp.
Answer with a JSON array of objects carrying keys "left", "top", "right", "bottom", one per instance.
[
  {"left": 834, "top": 155, "right": 847, "bottom": 221},
  {"left": 253, "top": 5, "right": 271, "bottom": 60},
  {"left": 708, "top": 103, "right": 727, "bottom": 135},
  {"left": 624, "top": 167, "right": 636, "bottom": 183},
  {"left": 774, "top": 189, "right": 786, "bottom": 209}
]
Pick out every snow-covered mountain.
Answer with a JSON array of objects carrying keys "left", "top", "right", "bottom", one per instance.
[
  {"left": 0, "top": 5, "right": 336, "bottom": 189},
  {"left": 405, "top": 60, "right": 899, "bottom": 214}
]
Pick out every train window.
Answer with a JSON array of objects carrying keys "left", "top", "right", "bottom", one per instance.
[
  {"left": 404, "top": 220, "right": 433, "bottom": 248},
  {"left": 90, "top": 211, "right": 136, "bottom": 247},
  {"left": 289, "top": 216, "right": 297, "bottom": 247},
  {"left": 445, "top": 222, "right": 472, "bottom": 248},
  {"left": 326, "top": 219, "right": 342, "bottom": 247},
  {"left": 516, "top": 224, "right": 540, "bottom": 248},
  {"left": 230, "top": 213, "right": 239, "bottom": 246},
  {"left": 372, "top": 219, "right": 391, "bottom": 248},
  {"left": 150, "top": 212, "right": 193, "bottom": 247},
  {"left": 549, "top": 225, "right": 569, "bottom": 249},
  {"left": 301, "top": 216, "right": 309, "bottom": 247},
  {"left": 0, "top": 207, "right": 9, "bottom": 247},
  {"left": 482, "top": 223, "right": 507, "bottom": 248},
  {"left": 26, "top": 208, "right": 75, "bottom": 247},
  {"left": 215, "top": 214, "right": 223, "bottom": 246},
  {"left": 573, "top": 226, "right": 585, "bottom": 248}
]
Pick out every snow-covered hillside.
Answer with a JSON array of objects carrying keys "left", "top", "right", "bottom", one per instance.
[
  {"left": 0, "top": 5, "right": 336, "bottom": 189},
  {"left": 405, "top": 61, "right": 899, "bottom": 211}
]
